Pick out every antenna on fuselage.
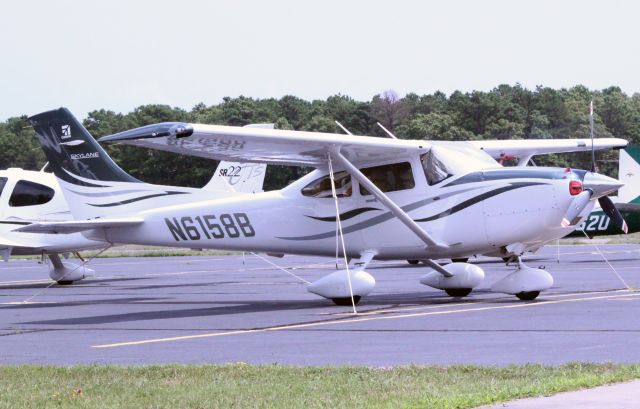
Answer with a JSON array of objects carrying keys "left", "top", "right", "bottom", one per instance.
[
  {"left": 376, "top": 122, "right": 398, "bottom": 139},
  {"left": 334, "top": 121, "right": 353, "bottom": 135}
]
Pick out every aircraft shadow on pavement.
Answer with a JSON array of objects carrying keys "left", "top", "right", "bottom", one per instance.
[
  {"left": 16, "top": 290, "right": 521, "bottom": 327},
  {"left": 0, "top": 275, "right": 152, "bottom": 290}
]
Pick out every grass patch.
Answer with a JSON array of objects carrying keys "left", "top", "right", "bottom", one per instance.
[{"left": 0, "top": 363, "right": 638, "bottom": 408}]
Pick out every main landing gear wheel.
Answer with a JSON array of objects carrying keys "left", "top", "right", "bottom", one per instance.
[
  {"left": 56, "top": 280, "right": 74, "bottom": 286},
  {"left": 516, "top": 291, "right": 540, "bottom": 301},
  {"left": 445, "top": 288, "right": 472, "bottom": 297},
  {"left": 331, "top": 296, "right": 362, "bottom": 306},
  {"left": 407, "top": 260, "right": 420, "bottom": 265},
  {"left": 451, "top": 258, "right": 469, "bottom": 263}
]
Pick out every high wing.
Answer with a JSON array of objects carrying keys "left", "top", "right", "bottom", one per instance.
[
  {"left": 100, "top": 122, "right": 627, "bottom": 167},
  {"left": 14, "top": 218, "right": 144, "bottom": 234},
  {"left": 469, "top": 138, "right": 627, "bottom": 161},
  {"left": 99, "top": 124, "right": 431, "bottom": 167}
]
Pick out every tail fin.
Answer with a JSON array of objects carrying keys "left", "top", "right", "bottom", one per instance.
[
  {"left": 29, "top": 108, "right": 192, "bottom": 219},
  {"left": 29, "top": 108, "right": 140, "bottom": 185},
  {"left": 618, "top": 145, "right": 640, "bottom": 204},
  {"left": 203, "top": 161, "right": 266, "bottom": 194}
]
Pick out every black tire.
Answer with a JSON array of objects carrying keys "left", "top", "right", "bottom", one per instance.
[
  {"left": 516, "top": 291, "right": 540, "bottom": 301},
  {"left": 445, "top": 288, "right": 472, "bottom": 297},
  {"left": 56, "top": 280, "right": 74, "bottom": 286},
  {"left": 451, "top": 258, "right": 469, "bottom": 263},
  {"left": 332, "top": 296, "right": 361, "bottom": 306},
  {"left": 407, "top": 260, "right": 420, "bottom": 265}
]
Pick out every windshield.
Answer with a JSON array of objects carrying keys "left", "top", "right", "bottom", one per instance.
[{"left": 422, "top": 143, "right": 500, "bottom": 185}]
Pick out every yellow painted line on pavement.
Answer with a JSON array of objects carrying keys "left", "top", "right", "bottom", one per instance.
[{"left": 93, "top": 290, "right": 639, "bottom": 349}]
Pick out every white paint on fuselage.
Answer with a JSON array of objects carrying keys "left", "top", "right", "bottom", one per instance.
[{"left": 97, "top": 157, "right": 583, "bottom": 260}]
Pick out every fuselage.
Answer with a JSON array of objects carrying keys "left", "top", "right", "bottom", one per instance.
[{"left": 86, "top": 156, "right": 588, "bottom": 260}]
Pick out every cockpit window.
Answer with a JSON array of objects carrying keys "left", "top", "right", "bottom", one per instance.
[
  {"left": 301, "top": 171, "right": 352, "bottom": 198},
  {"left": 360, "top": 162, "right": 415, "bottom": 195},
  {"left": 422, "top": 143, "right": 501, "bottom": 185},
  {"left": 9, "top": 180, "right": 55, "bottom": 207},
  {"left": 422, "top": 150, "right": 452, "bottom": 185},
  {"left": 0, "top": 177, "right": 6, "bottom": 198}
]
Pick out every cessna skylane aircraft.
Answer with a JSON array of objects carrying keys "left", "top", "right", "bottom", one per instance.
[
  {"left": 0, "top": 160, "right": 266, "bottom": 284},
  {"left": 18, "top": 108, "right": 627, "bottom": 305}
]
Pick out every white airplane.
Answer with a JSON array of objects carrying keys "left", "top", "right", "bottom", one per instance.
[
  {"left": 0, "top": 159, "right": 266, "bottom": 284},
  {"left": 18, "top": 108, "right": 626, "bottom": 304}
]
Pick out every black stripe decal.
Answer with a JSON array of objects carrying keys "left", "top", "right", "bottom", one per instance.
[
  {"left": 88, "top": 191, "right": 189, "bottom": 207},
  {"left": 306, "top": 207, "right": 382, "bottom": 222},
  {"left": 0, "top": 221, "right": 31, "bottom": 226},
  {"left": 414, "top": 182, "right": 545, "bottom": 222},
  {"left": 278, "top": 182, "right": 546, "bottom": 241},
  {"left": 69, "top": 189, "right": 149, "bottom": 198},
  {"left": 277, "top": 186, "right": 482, "bottom": 241}
]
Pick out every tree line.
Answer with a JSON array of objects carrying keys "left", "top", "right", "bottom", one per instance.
[{"left": 1, "top": 84, "right": 637, "bottom": 190}]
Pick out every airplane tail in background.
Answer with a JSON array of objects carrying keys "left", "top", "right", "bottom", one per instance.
[
  {"left": 618, "top": 145, "right": 640, "bottom": 204},
  {"left": 204, "top": 161, "right": 266, "bottom": 194},
  {"left": 28, "top": 108, "right": 195, "bottom": 220}
]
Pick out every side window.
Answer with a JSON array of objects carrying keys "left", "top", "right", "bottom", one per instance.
[
  {"left": 360, "top": 162, "right": 415, "bottom": 195},
  {"left": 301, "top": 171, "right": 352, "bottom": 198},
  {"left": 9, "top": 180, "right": 55, "bottom": 207},
  {"left": 0, "top": 177, "right": 6, "bottom": 199}
]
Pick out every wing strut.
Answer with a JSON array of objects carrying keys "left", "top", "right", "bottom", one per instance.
[
  {"left": 329, "top": 147, "right": 453, "bottom": 277},
  {"left": 327, "top": 152, "right": 358, "bottom": 313}
]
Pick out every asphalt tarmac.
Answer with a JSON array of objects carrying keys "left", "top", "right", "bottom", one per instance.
[{"left": 0, "top": 244, "right": 638, "bottom": 365}]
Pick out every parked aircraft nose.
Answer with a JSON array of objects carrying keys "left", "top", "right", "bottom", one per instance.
[{"left": 582, "top": 172, "right": 624, "bottom": 198}]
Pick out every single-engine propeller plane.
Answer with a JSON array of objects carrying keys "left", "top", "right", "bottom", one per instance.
[{"left": 18, "top": 108, "right": 627, "bottom": 304}]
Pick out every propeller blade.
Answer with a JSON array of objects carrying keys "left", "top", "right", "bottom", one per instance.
[
  {"left": 598, "top": 196, "right": 629, "bottom": 234},
  {"left": 562, "top": 190, "right": 592, "bottom": 228}
]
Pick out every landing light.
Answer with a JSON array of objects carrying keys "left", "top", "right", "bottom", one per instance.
[{"left": 569, "top": 180, "right": 583, "bottom": 196}]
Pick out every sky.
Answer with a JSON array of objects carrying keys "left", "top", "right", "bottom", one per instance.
[{"left": 1, "top": 0, "right": 639, "bottom": 120}]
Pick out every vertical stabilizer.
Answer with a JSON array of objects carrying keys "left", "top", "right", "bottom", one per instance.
[
  {"left": 618, "top": 146, "right": 640, "bottom": 204},
  {"left": 29, "top": 108, "right": 193, "bottom": 219},
  {"left": 204, "top": 161, "right": 266, "bottom": 194},
  {"left": 29, "top": 108, "right": 140, "bottom": 185}
]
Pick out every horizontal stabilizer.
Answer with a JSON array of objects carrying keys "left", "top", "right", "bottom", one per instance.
[
  {"left": 14, "top": 218, "right": 144, "bottom": 234},
  {"left": 0, "top": 235, "right": 40, "bottom": 248}
]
